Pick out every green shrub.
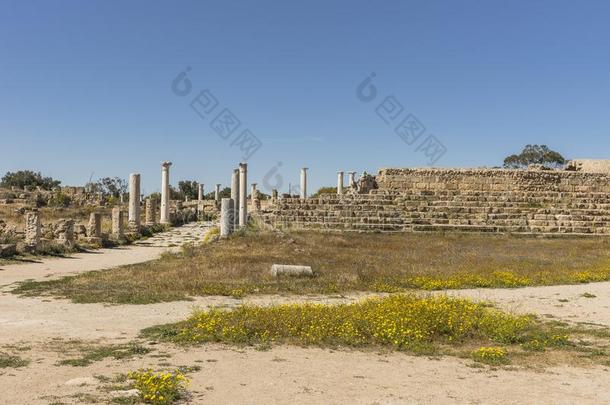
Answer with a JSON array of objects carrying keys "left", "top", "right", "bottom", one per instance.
[{"left": 48, "top": 192, "right": 72, "bottom": 207}]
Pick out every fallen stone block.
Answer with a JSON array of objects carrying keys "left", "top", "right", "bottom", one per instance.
[{"left": 270, "top": 264, "right": 313, "bottom": 277}]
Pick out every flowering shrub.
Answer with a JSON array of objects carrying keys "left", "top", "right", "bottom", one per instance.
[
  {"left": 128, "top": 369, "right": 190, "bottom": 405},
  {"left": 167, "top": 295, "right": 540, "bottom": 350},
  {"left": 472, "top": 347, "right": 508, "bottom": 365}
]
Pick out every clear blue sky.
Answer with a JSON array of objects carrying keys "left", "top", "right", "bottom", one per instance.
[{"left": 1, "top": 0, "right": 609, "bottom": 194}]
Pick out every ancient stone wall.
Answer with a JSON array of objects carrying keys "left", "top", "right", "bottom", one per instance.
[
  {"left": 566, "top": 159, "right": 610, "bottom": 175},
  {"left": 376, "top": 168, "right": 610, "bottom": 193},
  {"left": 260, "top": 168, "right": 610, "bottom": 235}
]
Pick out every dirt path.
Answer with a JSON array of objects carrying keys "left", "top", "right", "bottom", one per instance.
[
  {"left": 0, "top": 222, "right": 212, "bottom": 286},
  {"left": 1, "top": 224, "right": 609, "bottom": 404},
  {"left": 3, "top": 344, "right": 609, "bottom": 405}
]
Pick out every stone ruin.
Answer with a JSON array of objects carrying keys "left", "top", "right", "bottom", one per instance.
[
  {"left": 0, "top": 162, "right": 209, "bottom": 257},
  {"left": 259, "top": 166, "right": 610, "bottom": 235},
  {"left": 0, "top": 185, "right": 110, "bottom": 208}
]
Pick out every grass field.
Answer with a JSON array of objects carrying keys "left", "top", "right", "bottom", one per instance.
[{"left": 12, "top": 230, "right": 610, "bottom": 304}]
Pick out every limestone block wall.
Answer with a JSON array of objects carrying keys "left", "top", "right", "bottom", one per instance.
[
  {"left": 260, "top": 168, "right": 610, "bottom": 235},
  {"left": 376, "top": 168, "right": 610, "bottom": 193},
  {"left": 567, "top": 159, "right": 610, "bottom": 174}
]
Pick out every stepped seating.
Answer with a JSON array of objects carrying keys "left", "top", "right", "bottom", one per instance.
[{"left": 260, "top": 188, "right": 610, "bottom": 235}]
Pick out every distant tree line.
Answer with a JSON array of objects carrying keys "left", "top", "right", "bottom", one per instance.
[{"left": 0, "top": 170, "right": 61, "bottom": 190}]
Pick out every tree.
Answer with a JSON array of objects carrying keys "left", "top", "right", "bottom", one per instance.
[
  {"left": 204, "top": 187, "right": 231, "bottom": 200},
  {"left": 311, "top": 186, "right": 337, "bottom": 197},
  {"left": 96, "top": 177, "right": 127, "bottom": 197},
  {"left": 503, "top": 145, "right": 566, "bottom": 169},
  {"left": 1, "top": 170, "right": 61, "bottom": 190},
  {"left": 178, "top": 180, "right": 199, "bottom": 200}
]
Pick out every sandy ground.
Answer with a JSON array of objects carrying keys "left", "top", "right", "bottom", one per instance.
[
  {"left": 1, "top": 225, "right": 609, "bottom": 404},
  {"left": 2, "top": 344, "right": 609, "bottom": 405}
]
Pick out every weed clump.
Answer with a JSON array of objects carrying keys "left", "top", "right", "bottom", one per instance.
[
  {"left": 128, "top": 369, "right": 189, "bottom": 405},
  {"left": 471, "top": 347, "right": 508, "bottom": 365},
  {"left": 0, "top": 352, "right": 29, "bottom": 368}
]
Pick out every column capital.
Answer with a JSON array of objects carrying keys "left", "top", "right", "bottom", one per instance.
[{"left": 161, "top": 161, "right": 173, "bottom": 169}]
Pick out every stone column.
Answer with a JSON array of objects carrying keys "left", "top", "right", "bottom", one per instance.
[
  {"left": 348, "top": 171, "right": 357, "bottom": 189},
  {"left": 145, "top": 198, "right": 157, "bottom": 225},
  {"left": 251, "top": 183, "right": 258, "bottom": 212},
  {"left": 128, "top": 173, "right": 141, "bottom": 231},
  {"left": 160, "top": 161, "right": 172, "bottom": 224},
  {"left": 87, "top": 212, "right": 102, "bottom": 238},
  {"left": 300, "top": 168, "right": 308, "bottom": 199},
  {"left": 238, "top": 163, "right": 248, "bottom": 227},
  {"left": 271, "top": 189, "right": 278, "bottom": 202},
  {"left": 215, "top": 184, "right": 221, "bottom": 203},
  {"left": 56, "top": 219, "right": 75, "bottom": 249},
  {"left": 25, "top": 210, "right": 41, "bottom": 249},
  {"left": 220, "top": 198, "right": 234, "bottom": 237},
  {"left": 112, "top": 207, "right": 124, "bottom": 239},
  {"left": 198, "top": 183, "right": 204, "bottom": 201},
  {"left": 337, "top": 171, "right": 345, "bottom": 195},
  {"left": 231, "top": 169, "right": 240, "bottom": 229}
]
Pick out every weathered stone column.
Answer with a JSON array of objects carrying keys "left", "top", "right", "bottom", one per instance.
[
  {"left": 215, "top": 184, "right": 221, "bottom": 203},
  {"left": 271, "top": 189, "right": 278, "bottom": 202},
  {"left": 128, "top": 173, "right": 141, "bottom": 231},
  {"left": 300, "top": 168, "right": 308, "bottom": 199},
  {"left": 112, "top": 207, "right": 124, "bottom": 239},
  {"left": 337, "top": 171, "right": 345, "bottom": 195},
  {"left": 55, "top": 219, "right": 75, "bottom": 249},
  {"left": 220, "top": 198, "right": 234, "bottom": 237},
  {"left": 160, "top": 161, "right": 172, "bottom": 224},
  {"left": 145, "top": 198, "right": 157, "bottom": 225},
  {"left": 25, "top": 210, "right": 41, "bottom": 250},
  {"left": 87, "top": 212, "right": 102, "bottom": 238},
  {"left": 251, "top": 183, "right": 259, "bottom": 211},
  {"left": 238, "top": 163, "right": 248, "bottom": 227},
  {"left": 231, "top": 169, "right": 240, "bottom": 229},
  {"left": 348, "top": 171, "right": 357, "bottom": 190},
  {"left": 198, "top": 183, "right": 204, "bottom": 201}
]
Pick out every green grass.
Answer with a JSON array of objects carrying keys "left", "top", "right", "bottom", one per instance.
[{"left": 11, "top": 231, "right": 610, "bottom": 304}]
